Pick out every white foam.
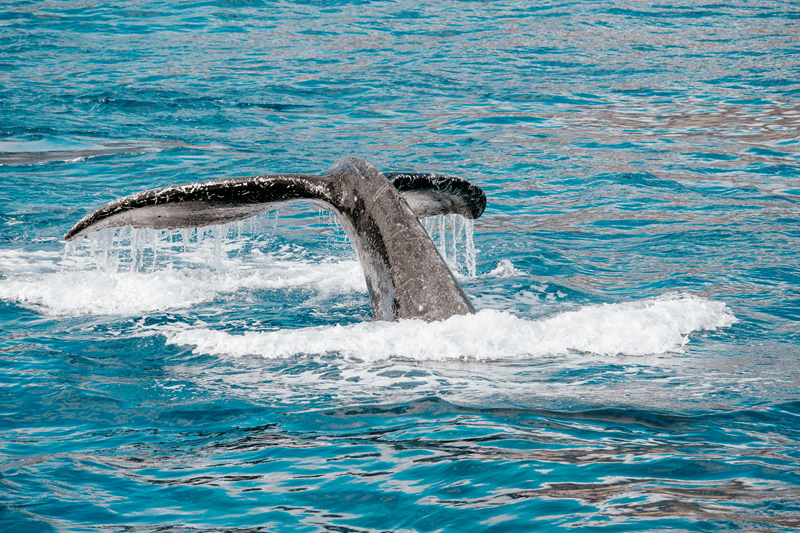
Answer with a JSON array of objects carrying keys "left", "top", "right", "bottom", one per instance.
[
  {"left": 0, "top": 227, "right": 738, "bottom": 361},
  {"left": 0, "top": 214, "right": 484, "bottom": 317},
  {"left": 0, "top": 246, "right": 366, "bottom": 316},
  {"left": 1, "top": 269, "right": 215, "bottom": 316},
  {"left": 487, "top": 259, "right": 523, "bottom": 278},
  {"left": 159, "top": 294, "right": 737, "bottom": 360},
  {"left": 0, "top": 249, "right": 62, "bottom": 272}
]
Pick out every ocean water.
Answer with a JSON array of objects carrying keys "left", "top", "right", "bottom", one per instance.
[{"left": 1, "top": 1, "right": 799, "bottom": 531}]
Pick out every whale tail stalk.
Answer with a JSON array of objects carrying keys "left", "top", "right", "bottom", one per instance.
[{"left": 64, "top": 156, "right": 486, "bottom": 322}]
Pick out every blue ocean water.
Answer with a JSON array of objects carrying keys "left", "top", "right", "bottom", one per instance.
[{"left": 2, "top": 1, "right": 799, "bottom": 531}]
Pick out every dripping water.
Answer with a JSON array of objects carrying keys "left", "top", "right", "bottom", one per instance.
[
  {"left": 318, "top": 208, "right": 351, "bottom": 252},
  {"left": 422, "top": 214, "right": 476, "bottom": 277},
  {"left": 61, "top": 213, "right": 282, "bottom": 275},
  {"left": 60, "top": 212, "right": 478, "bottom": 279}
]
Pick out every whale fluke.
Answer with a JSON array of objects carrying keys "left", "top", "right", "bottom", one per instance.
[
  {"left": 64, "top": 156, "right": 486, "bottom": 322},
  {"left": 385, "top": 173, "right": 486, "bottom": 220}
]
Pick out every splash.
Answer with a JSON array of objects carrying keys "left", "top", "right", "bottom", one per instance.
[
  {"left": 1, "top": 250, "right": 366, "bottom": 317},
  {"left": 1, "top": 213, "right": 368, "bottom": 316},
  {"left": 58, "top": 211, "right": 478, "bottom": 276},
  {"left": 1, "top": 211, "right": 480, "bottom": 316},
  {"left": 487, "top": 259, "right": 522, "bottom": 278},
  {"left": 0, "top": 218, "right": 738, "bottom": 360},
  {"left": 159, "top": 294, "right": 737, "bottom": 360}
]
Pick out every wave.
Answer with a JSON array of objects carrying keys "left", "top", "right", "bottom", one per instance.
[
  {"left": 159, "top": 294, "right": 736, "bottom": 360},
  {"left": 0, "top": 238, "right": 737, "bottom": 360}
]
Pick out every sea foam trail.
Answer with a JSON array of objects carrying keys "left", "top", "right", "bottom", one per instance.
[{"left": 159, "top": 294, "right": 737, "bottom": 360}]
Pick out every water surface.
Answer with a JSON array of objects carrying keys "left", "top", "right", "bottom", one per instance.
[{"left": 1, "top": 1, "right": 799, "bottom": 531}]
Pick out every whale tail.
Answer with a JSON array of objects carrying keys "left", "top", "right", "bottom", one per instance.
[{"left": 64, "top": 156, "right": 487, "bottom": 322}]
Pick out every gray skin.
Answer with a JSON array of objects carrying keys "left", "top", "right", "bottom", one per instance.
[{"left": 65, "top": 156, "right": 487, "bottom": 322}]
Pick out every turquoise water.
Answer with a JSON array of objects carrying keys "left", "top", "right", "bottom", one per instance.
[{"left": 2, "top": 1, "right": 799, "bottom": 531}]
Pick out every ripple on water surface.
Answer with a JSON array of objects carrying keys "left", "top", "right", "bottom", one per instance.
[{"left": 1, "top": 1, "right": 799, "bottom": 532}]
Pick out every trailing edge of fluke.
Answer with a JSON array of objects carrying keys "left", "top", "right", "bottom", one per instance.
[{"left": 65, "top": 156, "right": 487, "bottom": 322}]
